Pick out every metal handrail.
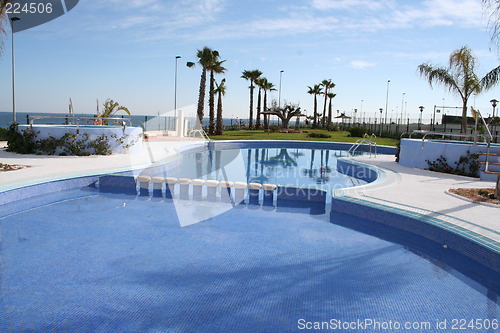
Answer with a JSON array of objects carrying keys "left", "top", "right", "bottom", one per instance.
[
  {"left": 29, "top": 115, "right": 132, "bottom": 127},
  {"left": 348, "top": 135, "right": 377, "bottom": 157},
  {"left": 188, "top": 129, "right": 210, "bottom": 140},
  {"left": 409, "top": 130, "right": 491, "bottom": 149},
  {"left": 475, "top": 109, "right": 493, "bottom": 172}
]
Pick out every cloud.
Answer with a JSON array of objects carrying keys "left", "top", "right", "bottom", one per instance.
[
  {"left": 63, "top": 0, "right": 488, "bottom": 43},
  {"left": 350, "top": 60, "right": 376, "bottom": 69}
]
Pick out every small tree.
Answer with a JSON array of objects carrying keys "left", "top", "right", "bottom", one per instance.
[
  {"left": 101, "top": 99, "right": 130, "bottom": 125},
  {"left": 263, "top": 101, "right": 302, "bottom": 129}
]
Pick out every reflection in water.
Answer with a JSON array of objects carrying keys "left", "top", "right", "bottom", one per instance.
[{"left": 172, "top": 148, "right": 365, "bottom": 192}]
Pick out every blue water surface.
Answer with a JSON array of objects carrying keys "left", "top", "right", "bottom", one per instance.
[{"left": 0, "top": 188, "right": 498, "bottom": 332}]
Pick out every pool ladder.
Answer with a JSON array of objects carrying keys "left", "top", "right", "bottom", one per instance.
[
  {"left": 348, "top": 134, "right": 377, "bottom": 157},
  {"left": 188, "top": 129, "right": 210, "bottom": 140}
]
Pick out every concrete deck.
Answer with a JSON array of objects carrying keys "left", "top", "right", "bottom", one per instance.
[
  {"left": 0, "top": 139, "right": 498, "bottom": 245},
  {"left": 339, "top": 154, "right": 499, "bottom": 243}
]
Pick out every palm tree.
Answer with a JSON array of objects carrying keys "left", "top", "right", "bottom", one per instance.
[
  {"left": 307, "top": 84, "right": 322, "bottom": 129},
  {"left": 214, "top": 78, "right": 226, "bottom": 135},
  {"left": 0, "top": 1, "right": 8, "bottom": 55},
  {"left": 207, "top": 58, "right": 226, "bottom": 135},
  {"left": 255, "top": 77, "right": 267, "bottom": 129},
  {"left": 261, "top": 78, "right": 276, "bottom": 129},
  {"left": 187, "top": 47, "right": 218, "bottom": 126},
  {"left": 241, "top": 69, "right": 262, "bottom": 129},
  {"left": 101, "top": 99, "right": 130, "bottom": 125},
  {"left": 483, "top": 0, "right": 500, "bottom": 49},
  {"left": 327, "top": 92, "right": 337, "bottom": 127},
  {"left": 320, "top": 80, "right": 335, "bottom": 128},
  {"left": 418, "top": 46, "right": 500, "bottom": 134}
]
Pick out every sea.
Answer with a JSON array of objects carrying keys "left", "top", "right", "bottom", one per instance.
[{"left": 0, "top": 111, "right": 249, "bottom": 130}]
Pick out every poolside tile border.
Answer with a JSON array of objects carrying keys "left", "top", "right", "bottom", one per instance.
[{"left": 331, "top": 195, "right": 500, "bottom": 272}]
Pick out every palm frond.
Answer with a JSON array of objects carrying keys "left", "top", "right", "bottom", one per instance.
[
  {"left": 481, "top": 64, "right": 500, "bottom": 90},
  {"left": 417, "top": 63, "right": 461, "bottom": 95}
]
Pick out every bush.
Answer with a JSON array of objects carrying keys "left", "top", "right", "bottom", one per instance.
[
  {"left": 347, "top": 126, "right": 368, "bottom": 138},
  {"left": 6, "top": 123, "right": 38, "bottom": 154},
  {"left": 327, "top": 124, "right": 340, "bottom": 132},
  {"left": 307, "top": 132, "right": 331, "bottom": 139},
  {"left": 0, "top": 127, "right": 8, "bottom": 140},
  {"left": 426, "top": 150, "right": 480, "bottom": 177}
]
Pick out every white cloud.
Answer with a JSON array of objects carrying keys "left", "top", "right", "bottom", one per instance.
[{"left": 350, "top": 60, "right": 376, "bottom": 69}]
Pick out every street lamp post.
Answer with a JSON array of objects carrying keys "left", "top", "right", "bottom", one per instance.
[
  {"left": 418, "top": 106, "right": 425, "bottom": 130},
  {"left": 490, "top": 99, "right": 498, "bottom": 141},
  {"left": 11, "top": 17, "right": 20, "bottom": 124},
  {"left": 277, "top": 70, "right": 284, "bottom": 127},
  {"left": 379, "top": 108, "right": 383, "bottom": 135},
  {"left": 384, "top": 80, "right": 390, "bottom": 127},
  {"left": 174, "top": 55, "right": 181, "bottom": 131},
  {"left": 432, "top": 105, "right": 437, "bottom": 131},
  {"left": 278, "top": 70, "right": 284, "bottom": 107},
  {"left": 401, "top": 92, "right": 405, "bottom": 126}
]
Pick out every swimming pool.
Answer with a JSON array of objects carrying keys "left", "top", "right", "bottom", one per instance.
[{"left": 0, "top": 142, "right": 498, "bottom": 332}]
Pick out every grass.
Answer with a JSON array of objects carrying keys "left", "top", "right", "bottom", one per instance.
[{"left": 210, "top": 129, "right": 399, "bottom": 146}]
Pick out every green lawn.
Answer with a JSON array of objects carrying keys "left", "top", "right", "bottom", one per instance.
[{"left": 210, "top": 129, "right": 399, "bottom": 146}]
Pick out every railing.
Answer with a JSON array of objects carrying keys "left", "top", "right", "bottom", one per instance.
[
  {"left": 477, "top": 109, "right": 494, "bottom": 173},
  {"left": 188, "top": 129, "right": 210, "bottom": 140},
  {"left": 29, "top": 115, "right": 132, "bottom": 127},
  {"left": 347, "top": 134, "right": 377, "bottom": 157},
  {"left": 409, "top": 130, "right": 492, "bottom": 149}
]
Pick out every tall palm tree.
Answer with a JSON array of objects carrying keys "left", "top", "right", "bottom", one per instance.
[
  {"left": 260, "top": 78, "right": 276, "bottom": 129},
  {"left": 327, "top": 92, "right": 337, "bottom": 127},
  {"left": 418, "top": 46, "right": 500, "bottom": 134},
  {"left": 207, "top": 58, "right": 226, "bottom": 135},
  {"left": 255, "top": 77, "right": 267, "bottom": 129},
  {"left": 241, "top": 69, "right": 262, "bottom": 129},
  {"left": 320, "top": 80, "right": 335, "bottom": 128},
  {"left": 187, "top": 47, "right": 218, "bottom": 126},
  {"left": 214, "top": 78, "right": 226, "bottom": 135},
  {"left": 307, "top": 84, "right": 322, "bottom": 129}
]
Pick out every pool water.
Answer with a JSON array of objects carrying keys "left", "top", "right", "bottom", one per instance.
[
  {"left": 156, "top": 147, "right": 367, "bottom": 191},
  {"left": 0, "top": 187, "right": 498, "bottom": 332}
]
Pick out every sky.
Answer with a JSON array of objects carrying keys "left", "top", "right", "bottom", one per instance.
[{"left": 0, "top": 0, "right": 500, "bottom": 123}]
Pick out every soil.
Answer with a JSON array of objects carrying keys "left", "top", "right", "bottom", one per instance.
[
  {"left": 0, "top": 163, "right": 30, "bottom": 172},
  {"left": 449, "top": 188, "right": 500, "bottom": 205}
]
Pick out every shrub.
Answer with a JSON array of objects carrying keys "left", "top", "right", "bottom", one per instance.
[
  {"left": 347, "top": 126, "right": 368, "bottom": 138},
  {"left": 6, "top": 123, "right": 38, "bottom": 154},
  {"left": 307, "top": 132, "right": 331, "bottom": 139},
  {"left": 426, "top": 150, "right": 480, "bottom": 177},
  {"left": 0, "top": 127, "right": 8, "bottom": 140},
  {"left": 327, "top": 124, "right": 340, "bottom": 132}
]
